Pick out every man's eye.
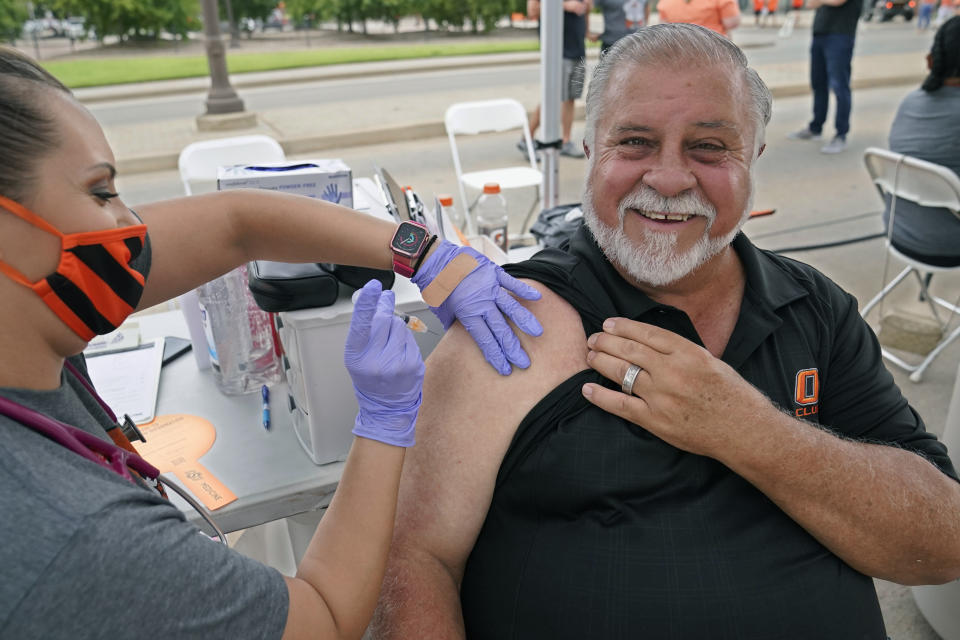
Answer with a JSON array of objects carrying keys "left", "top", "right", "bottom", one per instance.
[
  {"left": 693, "top": 143, "right": 725, "bottom": 152},
  {"left": 622, "top": 137, "right": 651, "bottom": 147},
  {"left": 93, "top": 191, "right": 119, "bottom": 202}
]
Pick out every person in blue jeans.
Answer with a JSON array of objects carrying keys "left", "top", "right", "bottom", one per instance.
[{"left": 787, "top": 0, "right": 863, "bottom": 153}]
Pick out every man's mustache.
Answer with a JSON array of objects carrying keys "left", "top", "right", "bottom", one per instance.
[{"left": 618, "top": 186, "right": 717, "bottom": 222}]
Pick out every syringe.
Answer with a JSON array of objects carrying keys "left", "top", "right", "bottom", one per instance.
[{"left": 351, "top": 290, "right": 441, "bottom": 335}]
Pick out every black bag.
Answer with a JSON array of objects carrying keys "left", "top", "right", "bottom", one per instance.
[
  {"left": 247, "top": 261, "right": 339, "bottom": 312},
  {"left": 529, "top": 203, "right": 584, "bottom": 249},
  {"left": 319, "top": 263, "right": 395, "bottom": 291}
]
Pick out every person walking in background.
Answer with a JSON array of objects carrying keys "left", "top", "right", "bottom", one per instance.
[
  {"left": 786, "top": 0, "right": 863, "bottom": 154},
  {"left": 590, "top": 0, "right": 650, "bottom": 53},
  {"left": 520, "top": 0, "right": 592, "bottom": 159},
  {"left": 884, "top": 17, "right": 960, "bottom": 265},
  {"left": 656, "top": 0, "right": 742, "bottom": 37},
  {"left": 918, "top": 0, "right": 936, "bottom": 29},
  {"left": 754, "top": 0, "right": 780, "bottom": 26}
]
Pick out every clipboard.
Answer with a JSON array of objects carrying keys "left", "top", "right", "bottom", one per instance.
[
  {"left": 85, "top": 338, "right": 164, "bottom": 424},
  {"left": 432, "top": 194, "right": 448, "bottom": 242},
  {"left": 373, "top": 165, "right": 409, "bottom": 222}
]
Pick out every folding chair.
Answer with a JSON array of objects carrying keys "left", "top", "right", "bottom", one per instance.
[
  {"left": 444, "top": 99, "right": 542, "bottom": 235},
  {"left": 178, "top": 134, "right": 285, "bottom": 196},
  {"left": 860, "top": 147, "right": 960, "bottom": 382}
]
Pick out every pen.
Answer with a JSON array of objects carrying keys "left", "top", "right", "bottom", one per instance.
[{"left": 261, "top": 385, "right": 271, "bottom": 431}]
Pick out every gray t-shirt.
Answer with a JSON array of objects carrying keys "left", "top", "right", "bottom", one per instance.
[
  {"left": 886, "top": 86, "right": 960, "bottom": 260},
  {"left": 0, "top": 356, "right": 289, "bottom": 638},
  {"left": 594, "top": 0, "right": 647, "bottom": 47}
]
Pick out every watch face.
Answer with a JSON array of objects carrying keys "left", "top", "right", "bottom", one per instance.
[{"left": 391, "top": 222, "right": 429, "bottom": 256}]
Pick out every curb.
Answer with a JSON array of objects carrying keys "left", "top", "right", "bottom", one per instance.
[
  {"left": 114, "top": 72, "right": 924, "bottom": 176},
  {"left": 76, "top": 51, "right": 548, "bottom": 104},
  {"left": 78, "top": 42, "right": 787, "bottom": 105}
]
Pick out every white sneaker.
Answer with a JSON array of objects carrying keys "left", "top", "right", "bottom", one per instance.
[
  {"left": 559, "top": 141, "right": 586, "bottom": 158},
  {"left": 820, "top": 136, "right": 847, "bottom": 154},
  {"left": 787, "top": 127, "right": 823, "bottom": 141}
]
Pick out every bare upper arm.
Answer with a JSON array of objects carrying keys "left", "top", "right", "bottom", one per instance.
[
  {"left": 282, "top": 578, "right": 338, "bottom": 640},
  {"left": 134, "top": 193, "right": 249, "bottom": 310},
  {"left": 391, "top": 280, "right": 587, "bottom": 581}
]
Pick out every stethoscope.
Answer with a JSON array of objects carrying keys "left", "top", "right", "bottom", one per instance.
[{"left": 0, "top": 360, "right": 229, "bottom": 545}]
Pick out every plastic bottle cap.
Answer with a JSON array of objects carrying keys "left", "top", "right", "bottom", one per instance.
[
  {"left": 438, "top": 195, "right": 454, "bottom": 206},
  {"left": 482, "top": 183, "right": 501, "bottom": 195}
]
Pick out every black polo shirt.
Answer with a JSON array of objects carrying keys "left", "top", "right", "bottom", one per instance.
[
  {"left": 813, "top": 0, "right": 863, "bottom": 36},
  {"left": 459, "top": 226, "right": 956, "bottom": 640}
]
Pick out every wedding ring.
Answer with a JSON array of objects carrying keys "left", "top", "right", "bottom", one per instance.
[{"left": 621, "top": 363, "right": 643, "bottom": 395}]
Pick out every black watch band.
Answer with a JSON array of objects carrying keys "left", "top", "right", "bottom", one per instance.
[{"left": 411, "top": 234, "right": 439, "bottom": 276}]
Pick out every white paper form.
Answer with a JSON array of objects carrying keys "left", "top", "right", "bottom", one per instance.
[{"left": 85, "top": 338, "right": 164, "bottom": 424}]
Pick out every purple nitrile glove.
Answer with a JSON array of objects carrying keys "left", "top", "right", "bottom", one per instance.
[
  {"left": 344, "top": 280, "right": 425, "bottom": 447},
  {"left": 411, "top": 241, "right": 543, "bottom": 376}
]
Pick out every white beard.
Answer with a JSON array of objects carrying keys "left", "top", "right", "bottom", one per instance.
[{"left": 582, "top": 176, "right": 754, "bottom": 287}]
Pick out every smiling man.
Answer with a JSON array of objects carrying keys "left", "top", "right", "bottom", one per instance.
[{"left": 370, "top": 24, "right": 960, "bottom": 640}]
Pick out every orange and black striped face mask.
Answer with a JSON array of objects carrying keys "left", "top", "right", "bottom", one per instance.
[{"left": 0, "top": 195, "right": 148, "bottom": 342}]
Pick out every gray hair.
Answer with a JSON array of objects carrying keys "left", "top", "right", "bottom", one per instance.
[{"left": 584, "top": 23, "right": 772, "bottom": 152}]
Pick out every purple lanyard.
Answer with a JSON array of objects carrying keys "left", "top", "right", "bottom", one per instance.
[{"left": 0, "top": 363, "right": 160, "bottom": 484}]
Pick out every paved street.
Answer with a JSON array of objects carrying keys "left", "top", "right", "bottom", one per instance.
[
  {"left": 74, "top": 17, "right": 960, "bottom": 640},
  {"left": 83, "top": 18, "right": 932, "bottom": 127}
]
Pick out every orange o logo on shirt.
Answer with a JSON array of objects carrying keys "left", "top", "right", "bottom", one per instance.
[{"left": 795, "top": 368, "right": 819, "bottom": 405}]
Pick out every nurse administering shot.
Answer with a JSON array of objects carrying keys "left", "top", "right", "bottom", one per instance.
[{"left": 0, "top": 46, "right": 543, "bottom": 639}]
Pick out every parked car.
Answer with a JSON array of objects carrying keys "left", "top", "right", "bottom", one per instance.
[
  {"left": 21, "top": 18, "right": 55, "bottom": 38},
  {"left": 864, "top": 0, "right": 915, "bottom": 21},
  {"left": 63, "top": 16, "right": 87, "bottom": 39}
]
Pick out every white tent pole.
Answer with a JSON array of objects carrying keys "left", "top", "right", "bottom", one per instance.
[{"left": 540, "top": 1, "right": 563, "bottom": 210}]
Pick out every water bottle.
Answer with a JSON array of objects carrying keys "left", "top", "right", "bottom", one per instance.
[
  {"left": 437, "top": 194, "right": 466, "bottom": 242},
  {"left": 177, "top": 289, "right": 211, "bottom": 370},
  {"left": 196, "top": 264, "right": 282, "bottom": 395},
  {"left": 475, "top": 183, "right": 509, "bottom": 254}
]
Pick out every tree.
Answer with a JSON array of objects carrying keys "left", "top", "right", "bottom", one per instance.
[
  {"left": 465, "top": 0, "right": 512, "bottom": 32},
  {"left": 51, "top": 0, "right": 124, "bottom": 41},
  {"left": 229, "top": 0, "right": 276, "bottom": 21},
  {"left": 51, "top": 0, "right": 199, "bottom": 41},
  {"left": 420, "top": 0, "right": 458, "bottom": 30},
  {"left": 286, "top": 0, "right": 335, "bottom": 26},
  {"left": 362, "top": 0, "right": 412, "bottom": 33},
  {"left": 0, "top": 0, "right": 29, "bottom": 43},
  {"left": 420, "top": 0, "right": 513, "bottom": 32}
]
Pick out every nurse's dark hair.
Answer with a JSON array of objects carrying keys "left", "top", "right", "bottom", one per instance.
[
  {"left": 584, "top": 23, "right": 773, "bottom": 151},
  {"left": 0, "top": 46, "right": 71, "bottom": 203},
  {"left": 922, "top": 16, "right": 960, "bottom": 92}
]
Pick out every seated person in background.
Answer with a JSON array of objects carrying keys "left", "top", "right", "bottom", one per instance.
[
  {"left": 886, "top": 16, "right": 960, "bottom": 266},
  {"left": 370, "top": 24, "right": 960, "bottom": 640}
]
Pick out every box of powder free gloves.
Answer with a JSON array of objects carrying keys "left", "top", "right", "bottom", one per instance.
[{"left": 217, "top": 159, "right": 353, "bottom": 209}]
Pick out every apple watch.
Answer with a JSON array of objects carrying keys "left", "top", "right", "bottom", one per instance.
[{"left": 390, "top": 221, "right": 435, "bottom": 277}]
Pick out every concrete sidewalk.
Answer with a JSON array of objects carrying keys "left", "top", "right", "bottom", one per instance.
[{"left": 78, "top": 27, "right": 926, "bottom": 176}]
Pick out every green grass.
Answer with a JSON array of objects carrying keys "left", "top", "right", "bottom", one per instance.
[{"left": 43, "top": 40, "right": 542, "bottom": 88}]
